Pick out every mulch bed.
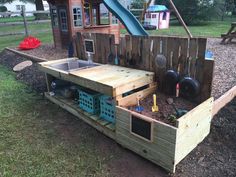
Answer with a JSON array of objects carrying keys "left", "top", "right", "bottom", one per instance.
[
  {"left": 0, "top": 50, "right": 46, "bottom": 93},
  {"left": 12, "top": 44, "right": 68, "bottom": 61}
]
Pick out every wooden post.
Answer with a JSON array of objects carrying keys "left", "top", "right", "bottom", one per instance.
[
  {"left": 169, "top": 0, "right": 193, "bottom": 38},
  {"left": 22, "top": 6, "right": 29, "bottom": 37}
]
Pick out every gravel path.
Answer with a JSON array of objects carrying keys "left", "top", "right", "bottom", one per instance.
[{"left": 207, "top": 38, "right": 236, "bottom": 98}]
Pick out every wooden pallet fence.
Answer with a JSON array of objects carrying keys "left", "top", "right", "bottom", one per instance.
[{"left": 75, "top": 32, "right": 214, "bottom": 103}]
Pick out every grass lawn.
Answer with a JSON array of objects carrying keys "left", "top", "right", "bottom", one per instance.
[
  {"left": 121, "top": 20, "right": 235, "bottom": 37},
  {"left": 0, "top": 19, "right": 234, "bottom": 52},
  {"left": 0, "top": 22, "right": 52, "bottom": 34},
  {"left": 0, "top": 65, "right": 110, "bottom": 176},
  {"left": 0, "top": 21, "right": 53, "bottom": 51},
  {"left": 0, "top": 16, "right": 35, "bottom": 23}
]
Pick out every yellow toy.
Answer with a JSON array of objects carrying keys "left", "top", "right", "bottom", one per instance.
[{"left": 152, "top": 94, "right": 159, "bottom": 112}]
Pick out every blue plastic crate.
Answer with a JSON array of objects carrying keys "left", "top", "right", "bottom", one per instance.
[
  {"left": 78, "top": 89, "right": 101, "bottom": 114},
  {"left": 100, "top": 95, "right": 116, "bottom": 123}
]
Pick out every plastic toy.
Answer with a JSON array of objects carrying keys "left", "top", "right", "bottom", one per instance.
[
  {"left": 152, "top": 94, "right": 159, "bottom": 112},
  {"left": 135, "top": 97, "right": 144, "bottom": 113},
  {"left": 19, "top": 36, "right": 41, "bottom": 50}
]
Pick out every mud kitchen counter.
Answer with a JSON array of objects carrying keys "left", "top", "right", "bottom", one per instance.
[
  {"left": 38, "top": 58, "right": 213, "bottom": 173},
  {"left": 38, "top": 58, "right": 155, "bottom": 100}
]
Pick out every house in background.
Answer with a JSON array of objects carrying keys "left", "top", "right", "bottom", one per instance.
[
  {"left": 0, "top": 0, "right": 49, "bottom": 16},
  {"left": 47, "top": 0, "right": 120, "bottom": 49},
  {"left": 0, "top": 0, "right": 36, "bottom": 16}
]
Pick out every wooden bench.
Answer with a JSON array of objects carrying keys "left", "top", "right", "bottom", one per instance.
[{"left": 221, "top": 22, "right": 236, "bottom": 44}]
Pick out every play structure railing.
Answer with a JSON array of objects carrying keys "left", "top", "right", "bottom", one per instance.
[{"left": 75, "top": 32, "right": 214, "bottom": 103}]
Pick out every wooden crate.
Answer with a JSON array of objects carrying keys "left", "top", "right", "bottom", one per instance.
[{"left": 115, "top": 97, "right": 214, "bottom": 173}]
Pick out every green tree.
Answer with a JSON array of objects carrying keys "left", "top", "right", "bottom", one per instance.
[
  {"left": 155, "top": 0, "right": 215, "bottom": 25},
  {"left": 0, "top": 6, "right": 7, "bottom": 12},
  {"left": 131, "top": 0, "right": 146, "bottom": 9},
  {"left": 130, "top": 0, "right": 146, "bottom": 18}
]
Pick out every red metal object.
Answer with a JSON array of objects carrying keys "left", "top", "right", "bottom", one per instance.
[{"left": 19, "top": 36, "right": 41, "bottom": 50}]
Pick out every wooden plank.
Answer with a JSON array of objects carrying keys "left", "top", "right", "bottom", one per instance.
[
  {"left": 141, "top": 36, "right": 151, "bottom": 71},
  {"left": 195, "top": 38, "right": 207, "bottom": 102},
  {"left": 45, "top": 93, "right": 116, "bottom": 140},
  {"left": 176, "top": 97, "right": 213, "bottom": 131},
  {"left": 94, "top": 33, "right": 102, "bottom": 63},
  {"left": 189, "top": 38, "right": 198, "bottom": 77},
  {"left": 76, "top": 32, "right": 85, "bottom": 60},
  {"left": 174, "top": 98, "right": 213, "bottom": 164},
  {"left": 166, "top": 37, "right": 179, "bottom": 71},
  {"left": 114, "top": 75, "right": 154, "bottom": 96},
  {"left": 200, "top": 60, "right": 214, "bottom": 101},
  {"left": 131, "top": 36, "right": 141, "bottom": 68},
  {"left": 119, "top": 37, "right": 126, "bottom": 66},
  {"left": 175, "top": 116, "right": 211, "bottom": 164},
  {"left": 213, "top": 86, "right": 236, "bottom": 116},
  {"left": 108, "top": 34, "right": 116, "bottom": 65},
  {"left": 125, "top": 35, "right": 132, "bottom": 67},
  {"left": 178, "top": 38, "right": 188, "bottom": 76},
  {"left": 117, "top": 83, "right": 157, "bottom": 106},
  {"left": 5, "top": 47, "right": 47, "bottom": 62}
]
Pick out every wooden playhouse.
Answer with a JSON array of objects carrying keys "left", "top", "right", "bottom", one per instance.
[
  {"left": 38, "top": 31, "right": 220, "bottom": 173},
  {"left": 47, "top": 0, "right": 120, "bottom": 48}
]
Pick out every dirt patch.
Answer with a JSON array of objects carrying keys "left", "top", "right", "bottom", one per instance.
[
  {"left": 127, "top": 92, "right": 197, "bottom": 126},
  {"left": 0, "top": 38, "right": 236, "bottom": 177}
]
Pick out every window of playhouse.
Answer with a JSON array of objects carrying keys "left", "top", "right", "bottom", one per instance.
[
  {"left": 84, "top": 2, "right": 91, "bottom": 26},
  {"left": 146, "top": 13, "right": 151, "bottom": 19},
  {"left": 51, "top": 7, "right": 58, "bottom": 27},
  {"left": 73, "top": 6, "right": 82, "bottom": 27},
  {"left": 99, "top": 3, "right": 109, "bottom": 25},
  {"left": 59, "top": 9, "right": 68, "bottom": 32},
  {"left": 152, "top": 14, "right": 156, "bottom": 18},
  {"left": 112, "top": 15, "right": 118, "bottom": 25},
  {"left": 92, "top": 7, "right": 97, "bottom": 25}
]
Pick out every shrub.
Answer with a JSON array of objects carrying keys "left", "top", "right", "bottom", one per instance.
[{"left": 0, "top": 6, "right": 7, "bottom": 12}]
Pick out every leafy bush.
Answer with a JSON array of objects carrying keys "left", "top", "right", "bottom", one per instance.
[{"left": 0, "top": 6, "right": 7, "bottom": 12}]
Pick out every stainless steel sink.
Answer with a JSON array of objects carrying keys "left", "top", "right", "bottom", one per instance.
[{"left": 49, "top": 59, "right": 99, "bottom": 72}]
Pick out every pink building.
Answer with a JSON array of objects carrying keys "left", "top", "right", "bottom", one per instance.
[{"left": 144, "top": 5, "right": 170, "bottom": 30}]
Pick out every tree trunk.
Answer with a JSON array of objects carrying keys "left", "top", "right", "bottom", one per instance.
[{"left": 34, "top": 0, "right": 48, "bottom": 20}]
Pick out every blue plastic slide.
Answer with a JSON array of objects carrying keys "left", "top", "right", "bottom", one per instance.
[{"left": 103, "top": 0, "right": 148, "bottom": 36}]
